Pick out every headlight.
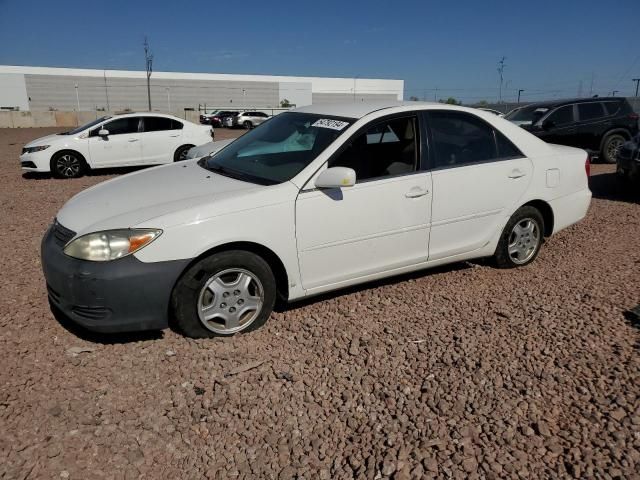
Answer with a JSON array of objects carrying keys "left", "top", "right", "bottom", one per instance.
[
  {"left": 24, "top": 145, "right": 50, "bottom": 153},
  {"left": 63, "top": 229, "right": 162, "bottom": 262}
]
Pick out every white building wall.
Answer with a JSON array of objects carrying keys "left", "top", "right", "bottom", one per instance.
[{"left": 0, "top": 73, "right": 29, "bottom": 110}]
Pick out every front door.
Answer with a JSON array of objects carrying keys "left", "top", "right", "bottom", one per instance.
[
  {"left": 88, "top": 116, "right": 143, "bottom": 167},
  {"left": 424, "top": 110, "right": 533, "bottom": 260},
  {"left": 535, "top": 104, "right": 580, "bottom": 147},
  {"left": 295, "top": 115, "right": 432, "bottom": 291}
]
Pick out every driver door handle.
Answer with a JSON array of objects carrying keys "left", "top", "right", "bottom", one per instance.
[
  {"left": 508, "top": 169, "right": 526, "bottom": 179},
  {"left": 405, "top": 187, "right": 429, "bottom": 198}
]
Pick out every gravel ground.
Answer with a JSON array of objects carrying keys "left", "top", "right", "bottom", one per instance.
[{"left": 1, "top": 127, "right": 639, "bottom": 479}]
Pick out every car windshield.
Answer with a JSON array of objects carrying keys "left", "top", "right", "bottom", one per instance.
[
  {"left": 199, "top": 112, "right": 354, "bottom": 185},
  {"left": 504, "top": 106, "right": 549, "bottom": 123},
  {"left": 62, "top": 116, "right": 111, "bottom": 135}
]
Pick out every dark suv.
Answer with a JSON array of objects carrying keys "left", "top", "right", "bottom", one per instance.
[{"left": 504, "top": 98, "right": 639, "bottom": 163}]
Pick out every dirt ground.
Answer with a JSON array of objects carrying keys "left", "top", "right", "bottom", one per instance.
[{"left": 0, "top": 127, "right": 639, "bottom": 479}]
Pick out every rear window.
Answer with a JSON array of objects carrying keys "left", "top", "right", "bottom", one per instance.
[
  {"left": 578, "top": 102, "right": 605, "bottom": 121},
  {"left": 603, "top": 102, "right": 620, "bottom": 116}
]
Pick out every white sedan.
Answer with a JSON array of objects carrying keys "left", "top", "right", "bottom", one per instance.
[
  {"left": 42, "top": 102, "right": 591, "bottom": 337},
  {"left": 21, "top": 113, "right": 213, "bottom": 178}
]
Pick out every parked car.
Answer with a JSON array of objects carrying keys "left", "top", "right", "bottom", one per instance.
[
  {"left": 222, "top": 112, "right": 239, "bottom": 127},
  {"left": 616, "top": 133, "right": 640, "bottom": 184},
  {"left": 504, "top": 98, "right": 639, "bottom": 163},
  {"left": 199, "top": 111, "right": 218, "bottom": 124},
  {"left": 21, "top": 113, "right": 214, "bottom": 178},
  {"left": 208, "top": 111, "right": 236, "bottom": 128},
  {"left": 185, "top": 139, "right": 235, "bottom": 159},
  {"left": 42, "top": 102, "right": 591, "bottom": 337},
  {"left": 231, "top": 111, "right": 270, "bottom": 129}
]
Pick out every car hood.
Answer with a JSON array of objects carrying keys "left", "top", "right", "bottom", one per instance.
[
  {"left": 24, "top": 133, "right": 67, "bottom": 148},
  {"left": 56, "top": 160, "right": 263, "bottom": 235},
  {"left": 186, "top": 138, "right": 235, "bottom": 159}
]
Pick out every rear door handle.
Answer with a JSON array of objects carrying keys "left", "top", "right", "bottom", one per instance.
[
  {"left": 508, "top": 169, "right": 526, "bottom": 179},
  {"left": 169, "top": 134, "right": 180, "bottom": 137},
  {"left": 128, "top": 138, "right": 139, "bottom": 142},
  {"left": 405, "top": 187, "right": 429, "bottom": 198}
]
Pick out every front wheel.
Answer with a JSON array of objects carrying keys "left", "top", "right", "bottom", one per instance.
[
  {"left": 493, "top": 206, "right": 544, "bottom": 268},
  {"left": 50, "top": 151, "right": 86, "bottom": 179},
  {"left": 601, "top": 134, "right": 625, "bottom": 164},
  {"left": 171, "top": 250, "right": 276, "bottom": 338}
]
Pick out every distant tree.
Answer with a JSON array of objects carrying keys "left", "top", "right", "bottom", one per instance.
[
  {"left": 439, "top": 97, "right": 461, "bottom": 105},
  {"left": 280, "top": 99, "right": 292, "bottom": 108},
  {"left": 409, "top": 96, "right": 420, "bottom": 101},
  {"left": 476, "top": 100, "right": 489, "bottom": 107}
]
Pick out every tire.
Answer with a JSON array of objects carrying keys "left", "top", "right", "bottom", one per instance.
[
  {"left": 171, "top": 250, "right": 276, "bottom": 338},
  {"left": 243, "top": 121, "right": 253, "bottom": 130},
  {"left": 493, "top": 206, "right": 545, "bottom": 269},
  {"left": 601, "top": 134, "right": 626, "bottom": 164},
  {"left": 174, "top": 145, "right": 194, "bottom": 162},
  {"left": 50, "top": 151, "right": 86, "bottom": 179}
]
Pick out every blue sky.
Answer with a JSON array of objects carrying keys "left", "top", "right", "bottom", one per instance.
[{"left": 1, "top": 0, "right": 638, "bottom": 103}]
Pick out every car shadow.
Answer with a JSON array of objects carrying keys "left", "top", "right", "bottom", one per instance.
[
  {"left": 589, "top": 172, "right": 639, "bottom": 205},
  {"left": 276, "top": 260, "right": 479, "bottom": 312},
  {"left": 623, "top": 305, "right": 640, "bottom": 351},
  {"left": 50, "top": 300, "right": 164, "bottom": 345},
  {"left": 22, "top": 165, "right": 152, "bottom": 180}
]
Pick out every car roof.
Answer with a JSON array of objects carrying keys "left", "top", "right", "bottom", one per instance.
[
  {"left": 112, "top": 111, "right": 183, "bottom": 120},
  {"left": 517, "top": 97, "right": 624, "bottom": 110}
]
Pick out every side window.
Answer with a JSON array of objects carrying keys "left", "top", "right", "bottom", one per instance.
[
  {"left": 546, "top": 105, "right": 574, "bottom": 126},
  {"left": 495, "top": 131, "right": 523, "bottom": 159},
  {"left": 578, "top": 102, "right": 605, "bottom": 121},
  {"left": 330, "top": 116, "right": 417, "bottom": 182},
  {"left": 170, "top": 119, "right": 183, "bottom": 130},
  {"left": 101, "top": 117, "right": 140, "bottom": 135},
  {"left": 428, "top": 111, "right": 497, "bottom": 168},
  {"left": 143, "top": 116, "right": 173, "bottom": 132},
  {"left": 603, "top": 102, "right": 620, "bottom": 116}
]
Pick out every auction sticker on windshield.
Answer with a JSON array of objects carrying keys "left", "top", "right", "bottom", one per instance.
[{"left": 312, "top": 119, "right": 350, "bottom": 131}]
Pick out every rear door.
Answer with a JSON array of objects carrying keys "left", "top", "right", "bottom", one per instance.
[
  {"left": 424, "top": 110, "right": 533, "bottom": 260},
  {"left": 140, "top": 116, "right": 184, "bottom": 164},
  {"left": 575, "top": 102, "right": 608, "bottom": 150},
  {"left": 87, "top": 116, "right": 143, "bottom": 167}
]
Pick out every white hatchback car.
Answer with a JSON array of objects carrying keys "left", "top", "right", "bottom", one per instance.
[
  {"left": 21, "top": 113, "right": 213, "bottom": 178},
  {"left": 42, "top": 102, "right": 591, "bottom": 337}
]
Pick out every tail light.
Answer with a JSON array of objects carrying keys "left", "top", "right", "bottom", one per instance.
[
  {"left": 629, "top": 112, "right": 639, "bottom": 121},
  {"left": 585, "top": 154, "right": 591, "bottom": 178}
]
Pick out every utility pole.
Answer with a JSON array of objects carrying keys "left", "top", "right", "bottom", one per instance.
[
  {"left": 589, "top": 72, "right": 594, "bottom": 96},
  {"left": 497, "top": 56, "right": 506, "bottom": 103},
  {"left": 517, "top": 89, "right": 524, "bottom": 103},
  {"left": 612, "top": 90, "right": 619, "bottom": 97},
  {"left": 633, "top": 78, "right": 640, "bottom": 97},
  {"left": 166, "top": 87, "right": 171, "bottom": 112},
  {"left": 74, "top": 83, "right": 80, "bottom": 126},
  {"left": 103, "top": 70, "right": 110, "bottom": 111},
  {"left": 144, "top": 37, "right": 153, "bottom": 111},
  {"left": 577, "top": 80, "right": 583, "bottom": 98}
]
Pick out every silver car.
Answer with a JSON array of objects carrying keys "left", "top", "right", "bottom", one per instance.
[{"left": 231, "top": 111, "right": 270, "bottom": 129}]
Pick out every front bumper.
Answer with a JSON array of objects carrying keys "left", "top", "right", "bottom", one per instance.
[
  {"left": 41, "top": 223, "right": 190, "bottom": 333},
  {"left": 20, "top": 150, "right": 51, "bottom": 172}
]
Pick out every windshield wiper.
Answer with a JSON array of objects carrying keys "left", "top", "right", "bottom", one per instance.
[{"left": 202, "top": 161, "right": 275, "bottom": 185}]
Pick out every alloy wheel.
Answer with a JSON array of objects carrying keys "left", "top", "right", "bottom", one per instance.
[
  {"left": 507, "top": 218, "right": 540, "bottom": 265},
  {"left": 197, "top": 268, "right": 264, "bottom": 334},
  {"left": 56, "top": 154, "right": 81, "bottom": 178}
]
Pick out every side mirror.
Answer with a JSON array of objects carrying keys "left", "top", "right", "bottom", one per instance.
[
  {"left": 315, "top": 167, "right": 356, "bottom": 189},
  {"left": 98, "top": 128, "right": 109, "bottom": 137}
]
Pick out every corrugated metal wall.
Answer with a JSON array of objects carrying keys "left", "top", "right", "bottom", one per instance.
[{"left": 25, "top": 75, "right": 280, "bottom": 111}]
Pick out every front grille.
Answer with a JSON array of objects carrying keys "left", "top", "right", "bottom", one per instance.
[
  {"left": 71, "top": 305, "right": 111, "bottom": 320},
  {"left": 52, "top": 220, "right": 76, "bottom": 247}
]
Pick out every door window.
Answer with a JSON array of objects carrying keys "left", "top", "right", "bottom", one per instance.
[
  {"left": 329, "top": 116, "right": 417, "bottom": 181},
  {"left": 143, "top": 116, "right": 182, "bottom": 132},
  {"left": 578, "top": 102, "right": 605, "bottom": 121},
  {"left": 99, "top": 117, "right": 140, "bottom": 135},
  {"left": 546, "top": 105, "right": 574, "bottom": 126},
  {"left": 603, "top": 102, "right": 620, "bottom": 116},
  {"left": 428, "top": 111, "right": 499, "bottom": 168}
]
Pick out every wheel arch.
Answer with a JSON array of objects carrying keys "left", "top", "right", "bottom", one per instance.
[
  {"left": 521, "top": 199, "right": 554, "bottom": 237},
  {"left": 598, "top": 128, "right": 632, "bottom": 152},
  {"left": 50, "top": 149, "right": 89, "bottom": 169},
  {"left": 174, "top": 144, "right": 196, "bottom": 162},
  {"left": 174, "top": 241, "right": 290, "bottom": 302}
]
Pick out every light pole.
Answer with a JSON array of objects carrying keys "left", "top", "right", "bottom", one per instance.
[
  {"left": 353, "top": 75, "right": 358, "bottom": 102},
  {"left": 74, "top": 83, "right": 80, "bottom": 125},
  {"left": 497, "top": 56, "right": 506, "bottom": 103},
  {"left": 166, "top": 87, "right": 171, "bottom": 112},
  {"left": 144, "top": 37, "right": 153, "bottom": 111},
  {"left": 242, "top": 88, "right": 246, "bottom": 107},
  {"left": 633, "top": 78, "right": 640, "bottom": 97},
  {"left": 517, "top": 89, "right": 524, "bottom": 103}
]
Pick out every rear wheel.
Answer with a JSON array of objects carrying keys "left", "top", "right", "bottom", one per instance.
[
  {"left": 494, "top": 206, "right": 544, "bottom": 268},
  {"left": 243, "top": 121, "right": 253, "bottom": 130},
  {"left": 171, "top": 250, "right": 276, "bottom": 338},
  {"left": 174, "top": 144, "right": 194, "bottom": 162},
  {"left": 601, "top": 134, "right": 625, "bottom": 164},
  {"left": 50, "top": 151, "right": 86, "bottom": 179}
]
